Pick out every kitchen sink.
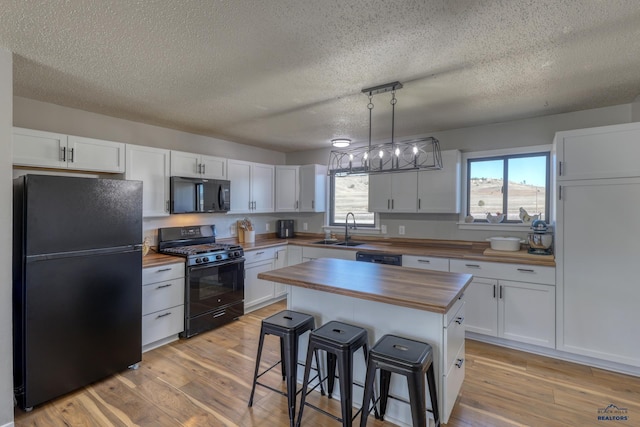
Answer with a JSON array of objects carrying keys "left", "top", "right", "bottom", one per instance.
[
  {"left": 333, "top": 241, "right": 365, "bottom": 246},
  {"left": 311, "top": 240, "right": 341, "bottom": 245}
]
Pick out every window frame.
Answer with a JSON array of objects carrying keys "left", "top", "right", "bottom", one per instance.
[
  {"left": 462, "top": 145, "right": 551, "bottom": 224},
  {"left": 329, "top": 172, "right": 377, "bottom": 228}
]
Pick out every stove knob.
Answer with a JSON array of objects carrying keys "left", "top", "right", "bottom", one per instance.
[
  {"left": 202, "top": 256, "right": 209, "bottom": 263},
  {"left": 234, "top": 251, "right": 240, "bottom": 257},
  {"left": 195, "top": 257, "right": 202, "bottom": 264},
  {"left": 216, "top": 254, "right": 222, "bottom": 260}
]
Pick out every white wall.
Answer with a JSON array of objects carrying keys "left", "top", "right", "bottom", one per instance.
[
  {"left": 0, "top": 48, "right": 15, "bottom": 427},
  {"left": 286, "top": 104, "right": 634, "bottom": 241},
  {"left": 13, "top": 97, "right": 285, "bottom": 165}
]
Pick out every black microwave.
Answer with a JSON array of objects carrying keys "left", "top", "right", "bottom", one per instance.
[{"left": 170, "top": 177, "right": 230, "bottom": 214}]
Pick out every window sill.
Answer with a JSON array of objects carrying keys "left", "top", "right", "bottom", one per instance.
[{"left": 457, "top": 222, "right": 535, "bottom": 232}]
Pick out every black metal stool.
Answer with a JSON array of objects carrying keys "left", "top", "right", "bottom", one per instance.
[
  {"left": 248, "top": 310, "right": 324, "bottom": 427},
  {"left": 360, "top": 334, "right": 440, "bottom": 427},
  {"left": 296, "top": 320, "right": 377, "bottom": 427}
]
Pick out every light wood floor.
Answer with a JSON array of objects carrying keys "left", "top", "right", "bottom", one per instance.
[{"left": 15, "top": 300, "right": 640, "bottom": 426}]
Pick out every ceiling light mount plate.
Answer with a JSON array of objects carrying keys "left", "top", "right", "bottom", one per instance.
[{"left": 361, "top": 81, "right": 403, "bottom": 96}]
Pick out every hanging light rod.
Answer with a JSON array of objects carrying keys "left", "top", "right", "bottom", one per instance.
[{"left": 361, "top": 81, "right": 403, "bottom": 96}]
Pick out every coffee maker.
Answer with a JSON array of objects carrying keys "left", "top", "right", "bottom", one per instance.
[{"left": 276, "top": 219, "right": 295, "bottom": 238}]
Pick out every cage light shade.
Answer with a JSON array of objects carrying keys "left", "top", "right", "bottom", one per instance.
[{"left": 331, "top": 138, "right": 351, "bottom": 148}]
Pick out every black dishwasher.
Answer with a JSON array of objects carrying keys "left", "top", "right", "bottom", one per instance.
[{"left": 355, "top": 251, "right": 402, "bottom": 266}]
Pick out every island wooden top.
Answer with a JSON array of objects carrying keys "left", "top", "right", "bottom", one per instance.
[{"left": 258, "top": 258, "right": 473, "bottom": 314}]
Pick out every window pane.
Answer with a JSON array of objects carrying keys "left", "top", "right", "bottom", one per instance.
[
  {"left": 332, "top": 174, "right": 374, "bottom": 225},
  {"left": 468, "top": 160, "right": 504, "bottom": 219},
  {"left": 507, "top": 156, "right": 547, "bottom": 221}
]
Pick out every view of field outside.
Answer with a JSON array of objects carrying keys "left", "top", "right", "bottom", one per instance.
[
  {"left": 469, "top": 155, "right": 547, "bottom": 221},
  {"left": 332, "top": 174, "right": 374, "bottom": 225}
]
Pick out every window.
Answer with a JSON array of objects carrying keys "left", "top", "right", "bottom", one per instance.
[
  {"left": 330, "top": 173, "right": 375, "bottom": 226},
  {"left": 467, "top": 152, "right": 549, "bottom": 222}
]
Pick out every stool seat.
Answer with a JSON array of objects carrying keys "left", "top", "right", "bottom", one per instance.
[
  {"left": 360, "top": 334, "right": 440, "bottom": 427},
  {"left": 248, "top": 310, "right": 323, "bottom": 427},
  {"left": 311, "top": 320, "right": 368, "bottom": 348}
]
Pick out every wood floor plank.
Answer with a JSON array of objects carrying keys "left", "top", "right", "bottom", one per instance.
[{"left": 14, "top": 300, "right": 640, "bottom": 427}]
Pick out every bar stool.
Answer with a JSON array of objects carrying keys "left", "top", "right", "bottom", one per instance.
[
  {"left": 248, "top": 310, "right": 324, "bottom": 427},
  {"left": 360, "top": 334, "right": 440, "bottom": 427},
  {"left": 296, "top": 320, "right": 377, "bottom": 427}
]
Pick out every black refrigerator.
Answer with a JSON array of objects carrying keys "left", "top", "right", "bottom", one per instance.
[{"left": 13, "top": 174, "right": 143, "bottom": 410}]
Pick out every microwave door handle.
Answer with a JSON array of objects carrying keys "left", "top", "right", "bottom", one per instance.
[{"left": 218, "top": 184, "right": 225, "bottom": 211}]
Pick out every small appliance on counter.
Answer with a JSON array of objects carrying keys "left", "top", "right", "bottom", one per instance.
[
  {"left": 527, "top": 219, "right": 554, "bottom": 255},
  {"left": 276, "top": 219, "right": 295, "bottom": 238}
]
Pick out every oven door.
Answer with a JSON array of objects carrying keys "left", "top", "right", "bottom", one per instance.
[{"left": 186, "top": 258, "right": 244, "bottom": 318}]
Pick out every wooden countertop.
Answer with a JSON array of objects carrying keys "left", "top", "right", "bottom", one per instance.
[
  {"left": 142, "top": 250, "right": 183, "bottom": 268},
  {"left": 218, "top": 235, "right": 556, "bottom": 267},
  {"left": 258, "top": 258, "right": 472, "bottom": 314}
]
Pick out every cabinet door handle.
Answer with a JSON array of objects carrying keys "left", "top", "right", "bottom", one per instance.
[
  {"left": 418, "top": 198, "right": 421, "bottom": 209},
  {"left": 517, "top": 268, "right": 535, "bottom": 273},
  {"left": 69, "top": 148, "right": 74, "bottom": 162},
  {"left": 156, "top": 312, "right": 172, "bottom": 319},
  {"left": 455, "top": 358, "right": 464, "bottom": 368},
  {"left": 559, "top": 185, "right": 562, "bottom": 200},
  {"left": 166, "top": 200, "right": 170, "bottom": 212},
  {"left": 156, "top": 284, "right": 172, "bottom": 289},
  {"left": 197, "top": 163, "right": 201, "bottom": 174},
  {"left": 61, "top": 146, "right": 66, "bottom": 162},
  {"left": 387, "top": 199, "right": 390, "bottom": 209},
  {"left": 559, "top": 161, "right": 563, "bottom": 176},
  {"left": 295, "top": 200, "right": 298, "bottom": 209},
  {"left": 156, "top": 268, "right": 172, "bottom": 272},
  {"left": 493, "top": 284, "right": 496, "bottom": 298},
  {"left": 499, "top": 285, "right": 503, "bottom": 299},
  {"left": 417, "top": 259, "right": 431, "bottom": 264},
  {"left": 455, "top": 316, "right": 464, "bottom": 325},
  {"left": 202, "top": 164, "right": 206, "bottom": 174},
  {"left": 312, "top": 200, "right": 314, "bottom": 209},
  {"left": 464, "top": 264, "right": 481, "bottom": 269}
]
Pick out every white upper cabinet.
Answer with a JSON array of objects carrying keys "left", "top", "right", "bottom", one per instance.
[
  {"left": 555, "top": 122, "right": 640, "bottom": 181},
  {"left": 227, "top": 159, "right": 274, "bottom": 213},
  {"left": 299, "top": 164, "right": 327, "bottom": 212},
  {"left": 126, "top": 144, "right": 170, "bottom": 217},
  {"left": 369, "top": 171, "right": 418, "bottom": 212},
  {"left": 418, "top": 149, "right": 461, "bottom": 213},
  {"left": 170, "top": 150, "right": 226, "bottom": 179},
  {"left": 367, "top": 150, "right": 460, "bottom": 213},
  {"left": 13, "top": 128, "right": 125, "bottom": 173},
  {"left": 275, "top": 164, "right": 327, "bottom": 213},
  {"left": 275, "top": 165, "right": 299, "bottom": 212}
]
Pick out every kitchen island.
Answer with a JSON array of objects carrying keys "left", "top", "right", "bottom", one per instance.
[{"left": 258, "top": 258, "right": 472, "bottom": 426}]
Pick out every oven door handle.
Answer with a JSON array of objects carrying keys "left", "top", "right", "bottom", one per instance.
[{"left": 189, "top": 258, "right": 245, "bottom": 271}]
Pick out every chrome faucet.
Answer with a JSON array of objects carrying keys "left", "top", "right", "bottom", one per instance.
[{"left": 345, "top": 212, "right": 357, "bottom": 243}]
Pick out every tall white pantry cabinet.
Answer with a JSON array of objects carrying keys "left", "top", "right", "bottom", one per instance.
[{"left": 554, "top": 121, "right": 640, "bottom": 368}]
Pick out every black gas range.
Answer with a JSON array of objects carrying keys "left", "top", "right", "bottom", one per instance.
[{"left": 158, "top": 225, "right": 245, "bottom": 337}]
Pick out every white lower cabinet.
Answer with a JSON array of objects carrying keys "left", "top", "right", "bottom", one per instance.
[
  {"left": 142, "top": 262, "right": 185, "bottom": 352},
  {"left": 301, "top": 246, "right": 357, "bottom": 262},
  {"left": 450, "top": 259, "right": 556, "bottom": 348},
  {"left": 402, "top": 255, "right": 449, "bottom": 271},
  {"left": 244, "top": 246, "right": 288, "bottom": 312}
]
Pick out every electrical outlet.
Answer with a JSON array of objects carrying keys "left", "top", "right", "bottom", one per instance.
[
  {"left": 230, "top": 225, "right": 236, "bottom": 237},
  {"left": 381, "top": 224, "right": 387, "bottom": 234},
  {"left": 399, "top": 225, "right": 405, "bottom": 235},
  {"left": 303, "top": 222, "right": 308, "bottom": 231},
  {"left": 265, "top": 223, "right": 270, "bottom": 232}
]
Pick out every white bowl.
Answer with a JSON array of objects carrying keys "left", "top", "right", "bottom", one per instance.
[{"left": 486, "top": 237, "right": 522, "bottom": 251}]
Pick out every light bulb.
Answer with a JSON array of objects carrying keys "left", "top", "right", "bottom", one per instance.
[
  {"left": 395, "top": 148, "right": 400, "bottom": 157},
  {"left": 413, "top": 145, "right": 418, "bottom": 155},
  {"left": 379, "top": 150, "right": 384, "bottom": 158}
]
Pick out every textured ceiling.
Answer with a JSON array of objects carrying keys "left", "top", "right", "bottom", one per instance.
[{"left": 2, "top": 1, "right": 640, "bottom": 152}]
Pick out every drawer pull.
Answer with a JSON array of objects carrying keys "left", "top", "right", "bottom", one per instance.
[
  {"left": 255, "top": 251, "right": 265, "bottom": 255},
  {"left": 156, "top": 284, "right": 172, "bottom": 289},
  {"left": 417, "top": 259, "right": 431, "bottom": 264},
  {"left": 213, "top": 311, "right": 226, "bottom": 318},
  {"left": 455, "top": 358, "right": 464, "bottom": 368},
  {"left": 156, "top": 268, "right": 172, "bottom": 272},
  {"left": 156, "top": 312, "right": 171, "bottom": 319},
  {"left": 455, "top": 316, "right": 464, "bottom": 325},
  {"left": 517, "top": 268, "right": 535, "bottom": 273},
  {"left": 464, "top": 264, "right": 481, "bottom": 269}
]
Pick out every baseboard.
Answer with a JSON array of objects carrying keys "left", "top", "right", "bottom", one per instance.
[
  {"left": 466, "top": 332, "right": 640, "bottom": 377},
  {"left": 1, "top": 420, "right": 15, "bottom": 427}
]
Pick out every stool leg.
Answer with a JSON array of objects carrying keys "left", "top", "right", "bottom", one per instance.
[
  {"left": 378, "top": 369, "right": 391, "bottom": 420},
  {"left": 426, "top": 363, "right": 440, "bottom": 427},
  {"left": 295, "top": 342, "right": 317, "bottom": 427},
  {"left": 248, "top": 324, "right": 266, "bottom": 407},
  {"left": 362, "top": 344, "right": 379, "bottom": 420},
  {"left": 337, "top": 350, "right": 354, "bottom": 427},
  {"left": 280, "top": 336, "right": 286, "bottom": 380},
  {"left": 359, "top": 357, "right": 377, "bottom": 427},
  {"left": 407, "top": 369, "right": 427, "bottom": 427},
  {"left": 327, "top": 352, "right": 337, "bottom": 398},
  {"left": 283, "top": 333, "right": 298, "bottom": 427},
  {"left": 314, "top": 347, "right": 326, "bottom": 396}
]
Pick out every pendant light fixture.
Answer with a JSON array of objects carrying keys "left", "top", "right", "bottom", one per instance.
[{"left": 328, "top": 81, "right": 442, "bottom": 176}]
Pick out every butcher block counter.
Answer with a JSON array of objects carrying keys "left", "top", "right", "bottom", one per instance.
[
  {"left": 259, "top": 259, "right": 472, "bottom": 426},
  {"left": 258, "top": 258, "right": 471, "bottom": 314}
]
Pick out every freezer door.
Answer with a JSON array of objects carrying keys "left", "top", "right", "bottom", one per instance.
[
  {"left": 22, "top": 175, "right": 142, "bottom": 255},
  {"left": 15, "top": 250, "right": 142, "bottom": 409}
]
